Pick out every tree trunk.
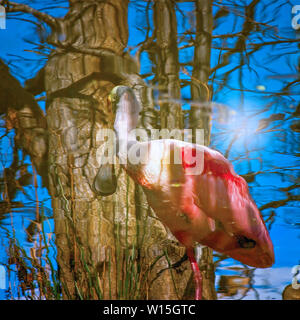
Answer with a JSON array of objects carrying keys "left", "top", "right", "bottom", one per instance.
[
  {"left": 142, "top": 0, "right": 191, "bottom": 300},
  {"left": 44, "top": 0, "right": 193, "bottom": 300},
  {"left": 45, "top": 0, "right": 138, "bottom": 299},
  {"left": 149, "top": 0, "right": 216, "bottom": 300},
  {"left": 42, "top": 0, "right": 215, "bottom": 300},
  {"left": 189, "top": 0, "right": 216, "bottom": 300}
]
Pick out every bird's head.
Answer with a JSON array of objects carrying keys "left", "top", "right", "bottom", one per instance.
[
  {"left": 196, "top": 160, "right": 274, "bottom": 268},
  {"left": 202, "top": 198, "right": 275, "bottom": 268},
  {"left": 108, "top": 85, "right": 141, "bottom": 134},
  {"left": 93, "top": 86, "right": 141, "bottom": 197},
  {"left": 228, "top": 201, "right": 275, "bottom": 268},
  {"left": 108, "top": 85, "right": 123, "bottom": 113}
]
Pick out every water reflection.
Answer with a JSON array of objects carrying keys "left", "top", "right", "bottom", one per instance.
[
  {"left": 219, "top": 275, "right": 251, "bottom": 298},
  {"left": 282, "top": 285, "right": 300, "bottom": 300},
  {"left": 0, "top": 203, "right": 55, "bottom": 299},
  {"left": 0, "top": 0, "right": 299, "bottom": 300},
  {"left": 217, "top": 270, "right": 252, "bottom": 299}
]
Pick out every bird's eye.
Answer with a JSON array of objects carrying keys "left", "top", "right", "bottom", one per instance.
[{"left": 235, "top": 235, "right": 256, "bottom": 249}]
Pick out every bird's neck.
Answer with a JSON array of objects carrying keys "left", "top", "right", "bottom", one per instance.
[{"left": 114, "top": 119, "right": 138, "bottom": 166}]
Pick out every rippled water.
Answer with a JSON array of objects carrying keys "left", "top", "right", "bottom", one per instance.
[
  {"left": 0, "top": 0, "right": 299, "bottom": 300},
  {"left": 0, "top": 204, "right": 299, "bottom": 300}
]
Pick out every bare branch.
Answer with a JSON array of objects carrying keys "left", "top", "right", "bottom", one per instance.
[
  {"left": 4, "top": 1, "right": 58, "bottom": 28},
  {"left": 259, "top": 195, "right": 300, "bottom": 211},
  {"left": 211, "top": 0, "right": 260, "bottom": 75}
]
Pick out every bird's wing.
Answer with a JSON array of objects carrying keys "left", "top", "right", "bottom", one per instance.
[
  {"left": 181, "top": 144, "right": 274, "bottom": 267},
  {"left": 184, "top": 147, "right": 257, "bottom": 234}
]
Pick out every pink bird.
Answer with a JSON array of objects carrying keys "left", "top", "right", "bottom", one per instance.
[{"left": 96, "top": 86, "right": 275, "bottom": 300}]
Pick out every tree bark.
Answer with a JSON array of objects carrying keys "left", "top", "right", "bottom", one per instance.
[
  {"left": 149, "top": 0, "right": 215, "bottom": 300},
  {"left": 44, "top": 0, "right": 190, "bottom": 300},
  {"left": 188, "top": 0, "right": 217, "bottom": 300},
  {"left": 44, "top": 0, "right": 139, "bottom": 299},
  {"left": 190, "top": 0, "right": 213, "bottom": 147},
  {"left": 2, "top": 0, "right": 217, "bottom": 300}
]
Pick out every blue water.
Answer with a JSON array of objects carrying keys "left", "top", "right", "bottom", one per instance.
[{"left": 0, "top": 0, "right": 299, "bottom": 299}]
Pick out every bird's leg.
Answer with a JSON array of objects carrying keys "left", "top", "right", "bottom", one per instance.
[{"left": 186, "top": 247, "right": 202, "bottom": 300}]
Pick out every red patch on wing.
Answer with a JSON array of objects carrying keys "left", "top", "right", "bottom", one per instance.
[
  {"left": 181, "top": 147, "right": 198, "bottom": 169},
  {"left": 203, "top": 150, "right": 248, "bottom": 194},
  {"left": 181, "top": 147, "right": 248, "bottom": 197}
]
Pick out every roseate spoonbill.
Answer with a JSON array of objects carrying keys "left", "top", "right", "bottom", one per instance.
[{"left": 96, "top": 85, "right": 274, "bottom": 300}]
